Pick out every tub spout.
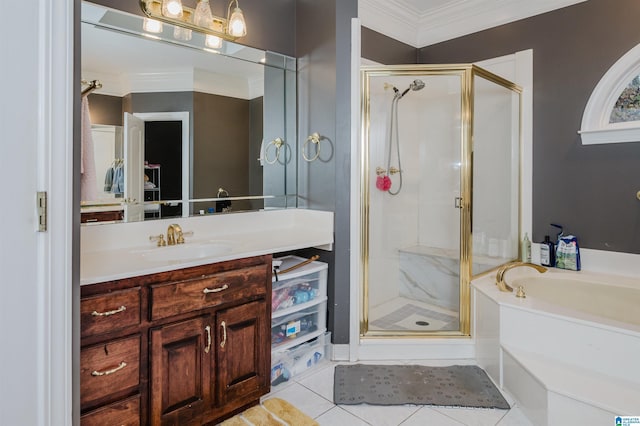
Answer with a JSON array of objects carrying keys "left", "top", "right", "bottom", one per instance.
[{"left": 495, "top": 261, "right": 548, "bottom": 292}]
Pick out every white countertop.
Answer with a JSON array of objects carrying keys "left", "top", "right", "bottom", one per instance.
[{"left": 81, "top": 209, "right": 333, "bottom": 285}]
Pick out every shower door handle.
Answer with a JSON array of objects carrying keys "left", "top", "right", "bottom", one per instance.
[{"left": 454, "top": 197, "right": 463, "bottom": 209}]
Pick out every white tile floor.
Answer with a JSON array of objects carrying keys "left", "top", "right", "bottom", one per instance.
[{"left": 264, "top": 361, "right": 534, "bottom": 426}]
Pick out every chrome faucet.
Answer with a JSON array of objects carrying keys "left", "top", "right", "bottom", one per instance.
[
  {"left": 495, "top": 261, "right": 547, "bottom": 292},
  {"left": 166, "top": 224, "right": 184, "bottom": 245}
]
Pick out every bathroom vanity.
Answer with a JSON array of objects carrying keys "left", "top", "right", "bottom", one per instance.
[
  {"left": 81, "top": 255, "right": 271, "bottom": 425},
  {"left": 79, "top": 209, "right": 333, "bottom": 425}
]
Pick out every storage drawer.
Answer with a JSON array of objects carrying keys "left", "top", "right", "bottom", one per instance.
[
  {"left": 81, "top": 335, "right": 141, "bottom": 407},
  {"left": 271, "top": 332, "right": 330, "bottom": 386},
  {"left": 81, "top": 287, "right": 141, "bottom": 338},
  {"left": 271, "top": 301, "right": 327, "bottom": 351},
  {"left": 272, "top": 256, "right": 327, "bottom": 314},
  {"left": 81, "top": 394, "right": 140, "bottom": 426},
  {"left": 150, "top": 265, "right": 268, "bottom": 320}
]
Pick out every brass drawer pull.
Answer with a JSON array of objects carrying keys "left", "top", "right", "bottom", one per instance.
[
  {"left": 202, "top": 284, "right": 229, "bottom": 294},
  {"left": 91, "top": 305, "right": 126, "bottom": 317},
  {"left": 220, "top": 321, "right": 227, "bottom": 348},
  {"left": 91, "top": 361, "right": 127, "bottom": 377},
  {"left": 204, "top": 325, "right": 211, "bottom": 354}
]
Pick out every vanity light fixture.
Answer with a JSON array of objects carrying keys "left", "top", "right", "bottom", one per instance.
[
  {"left": 205, "top": 34, "right": 223, "bottom": 49},
  {"left": 174, "top": 25, "right": 193, "bottom": 40},
  {"left": 140, "top": 0, "right": 248, "bottom": 42},
  {"left": 227, "top": 0, "right": 246, "bottom": 37},
  {"left": 143, "top": 18, "right": 163, "bottom": 33},
  {"left": 193, "top": 0, "right": 214, "bottom": 28},
  {"left": 161, "top": 0, "right": 183, "bottom": 18}
]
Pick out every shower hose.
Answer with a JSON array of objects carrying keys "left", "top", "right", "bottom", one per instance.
[{"left": 386, "top": 95, "right": 403, "bottom": 195}]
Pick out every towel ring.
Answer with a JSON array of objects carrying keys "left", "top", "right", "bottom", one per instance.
[
  {"left": 217, "top": 187, "right": 229, "bottom": 198},
  {"left": 303, "top": 132, "right": 321, "bottom": 162},
  {"left": 264, "top": 137, "right": 284, "bottom": 165}
]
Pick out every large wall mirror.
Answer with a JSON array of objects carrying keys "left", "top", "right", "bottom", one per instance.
[{"left": 80, "top": 1, "right": 297, "bottom": 224}]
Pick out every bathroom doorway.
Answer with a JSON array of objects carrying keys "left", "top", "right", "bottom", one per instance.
[
  {"left": 132, "top": 111, "right": 190, "bottom": 219},
  {"left": 360, "top": 64, "right": 522, "bottom": 338}
]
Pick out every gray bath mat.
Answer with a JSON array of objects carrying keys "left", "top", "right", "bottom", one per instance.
[{"left": 334, "top": 364, "right": 509, "bottom": 409}]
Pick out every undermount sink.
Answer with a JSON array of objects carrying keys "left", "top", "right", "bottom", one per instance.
[{"left": 141, "top": 241, "right": 233, "bottom": 262}]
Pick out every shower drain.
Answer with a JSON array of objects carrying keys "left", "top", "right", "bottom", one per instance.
[{"left": 415, "top": 320, "right": 430, "bottom": 326}]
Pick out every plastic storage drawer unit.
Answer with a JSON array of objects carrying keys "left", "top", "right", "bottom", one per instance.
[
  {"left": 272, "top": 256, "right": 328, "bottom": 314},
  {"left": 271, "top": 301, "right": 327, "bottom": 351}
]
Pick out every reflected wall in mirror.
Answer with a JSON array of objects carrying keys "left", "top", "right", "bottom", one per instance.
[{"left": 80, "top": 1, "right": 297, "bottom": 225}]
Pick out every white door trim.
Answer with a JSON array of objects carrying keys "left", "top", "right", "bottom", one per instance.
[
  {"left": 36, "top": 0, "right": 74, "bottom": 424},
  {"left": 134, "top": 111, "right": 191, "bottom": 218}
]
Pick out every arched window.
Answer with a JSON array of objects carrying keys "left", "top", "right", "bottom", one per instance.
[{"left": 579, "top": 43, "right": 640, "bottom": 145}]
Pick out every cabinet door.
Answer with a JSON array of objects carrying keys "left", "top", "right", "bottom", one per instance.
[
  {"left": 150, "top": 316, "right": 212, "bottom": 426},
  {"left": 215, "top": 300, "right": 270, "bottom": 406}
]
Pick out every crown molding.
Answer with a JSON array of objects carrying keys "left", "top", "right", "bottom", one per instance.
[
  {"left": 359, "top": 0, "right": 421, "bottom": 47},
  {"left": 82, "top": 69, "right": 263, "bottom": 100},
  {"left": 359, "top": 0, "right": 588, "bottom": 48}
]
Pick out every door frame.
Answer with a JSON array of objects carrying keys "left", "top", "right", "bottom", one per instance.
[
  {"left": 133, "top": 112, "right": 190, "bottom": 218},
  {"left": 1, "top": 0, "right": 76, "bottom": 424}
]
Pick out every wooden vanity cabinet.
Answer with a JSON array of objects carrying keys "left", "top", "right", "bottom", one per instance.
[{"left": 80, "top": 255, "right": 272, "bottom": 426}]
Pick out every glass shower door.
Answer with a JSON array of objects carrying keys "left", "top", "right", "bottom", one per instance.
[
  {"left": 471, "top": 71, "right": 521, "bottom": 276},
  {"left": 363, "top": 70, "right": 465, "bottom": 335}
]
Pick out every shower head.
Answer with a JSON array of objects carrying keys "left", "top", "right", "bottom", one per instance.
[
  {"left": 399, "top": 79, "right": 426, "bottom": 98},
  {"left": 410, "top": 79, "right": 425, "bottom": 91}
]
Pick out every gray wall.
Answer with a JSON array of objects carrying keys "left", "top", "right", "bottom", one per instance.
[
  {"left": 90, "top": 0, "right": 296, "bottom": 56},
  {"left": 418, "top": 0, "right": 640, "bottom": 253},
  {"left": 296, "top": 0, "right": 357, "bottom": 344},
  {"left": 87, "top": 93, "right": 123, "bottom": 126},
  {"left": 361, "top": 27, "right": 417, "bottom": 64},
  {"left": 193, "top": 92, "right": 251, "bottom": 212}
]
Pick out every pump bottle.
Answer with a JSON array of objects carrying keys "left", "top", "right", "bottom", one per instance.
[{"left": 540, "top": 235, "right": 555, "bottom": 267}]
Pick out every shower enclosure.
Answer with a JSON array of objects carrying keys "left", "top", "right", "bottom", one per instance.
[{"left": 360, "top": 65, "right": 522, "bottom": 337}]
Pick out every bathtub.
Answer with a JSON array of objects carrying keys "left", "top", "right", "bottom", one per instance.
[
  {"left": 509, "top": 272, "right": 640, "bottom": 327},
  {"left": 471, "top": 268, "right": 640, "bottom": 425}
]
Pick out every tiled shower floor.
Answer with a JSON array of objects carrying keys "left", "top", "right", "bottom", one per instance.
[{"left": 368, "top": 297, "right": 459, "bottom": 332}]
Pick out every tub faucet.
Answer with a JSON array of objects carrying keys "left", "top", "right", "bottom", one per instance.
[
  {"left": 495, "top": 261, "right": 547, "bottom": 292},
  {"left": 166, "top": 224, "right": 183, "bottom": 245}
]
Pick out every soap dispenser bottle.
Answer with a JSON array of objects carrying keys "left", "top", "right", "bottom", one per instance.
[
  {"left": 521, "top": 233, "right": 531, "bottom": 263},
  {"left": 540, "top": 235, "right": 555, "bottom": 267}
]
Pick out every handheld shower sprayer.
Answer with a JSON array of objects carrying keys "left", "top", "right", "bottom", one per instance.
[{"left": 400, "top": 79, "right": 426, "bottom": 98}]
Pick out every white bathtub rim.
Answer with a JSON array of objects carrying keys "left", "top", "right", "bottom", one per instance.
[
  {"left": 472, "top": 272, "right": 640, "bottom": 337},
  {"left": 497, "top": 266, "right": 640, "bottom": 289}
]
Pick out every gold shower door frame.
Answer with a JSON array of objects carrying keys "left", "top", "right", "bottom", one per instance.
[{"left": 360, "top": 64, "right": 522, "bottom": 338}]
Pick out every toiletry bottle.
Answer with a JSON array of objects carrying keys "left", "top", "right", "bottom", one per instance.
[
  {"left": 540, "top": 235, "right": 555, "bottom": 267},
  {"left": 521, "top": 233, "right": 531, "bottom": 263}
]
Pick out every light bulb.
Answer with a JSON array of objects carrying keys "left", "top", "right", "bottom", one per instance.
[
  {"left": 143, "top": 18, "right": 163, "bottom": 33},
  {"left": 227, "top": 6, "right": 246, "bottom": 37},
  {"left": 205, "top": 35, "right": 223, "bottom": 49},
  {"left": 194, "top": 0, "right": 214, "bottom": 29},
  {"left": 162, "top": 0, "right": 183, "bottom": 18},
  {"left": 173, "top": 26, "right": 192, "bottom": 41}
]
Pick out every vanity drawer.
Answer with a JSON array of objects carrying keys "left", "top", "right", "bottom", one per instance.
[
  {"left": 81, "top": 335, "right": 141, "bottom": 407},
  {"left": 150, "top": 265, "right": 268, "bottom": 320},
  {"left": 81, "top": 287, "right": 141, "bottom": 338},
  {"left": 81, "top": 394, "right": 140, "bottom": 426}
]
